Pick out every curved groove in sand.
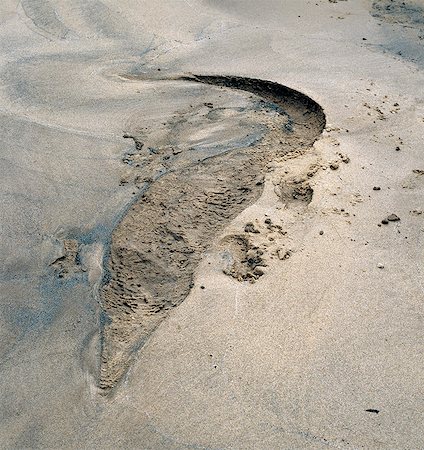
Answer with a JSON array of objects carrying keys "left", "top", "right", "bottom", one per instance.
[{"left": 99, "top": 75, "right": 326, "bottom": 391}]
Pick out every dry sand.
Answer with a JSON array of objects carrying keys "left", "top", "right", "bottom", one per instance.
[{"left": 0, "top": 0, "right": 424, "bottom": 448}]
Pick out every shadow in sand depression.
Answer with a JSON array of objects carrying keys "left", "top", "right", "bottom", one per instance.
[{"left": 98, "top": 74, "right": 326, "bottom": 391}]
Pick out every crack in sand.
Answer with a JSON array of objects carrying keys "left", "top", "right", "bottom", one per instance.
[{"left": 98, "top": 75, "right": 326, "bottom": 391}]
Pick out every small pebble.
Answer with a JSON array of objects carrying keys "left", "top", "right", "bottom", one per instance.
[
  {"left": 319, "top": 230, "right": 324, "bottom": 235},
  {"left": 373, "top": 186, "right": 381, "bottom": 191},
  {"left": 381, "top": 219, "right": 389, "bottom": 224},
  {"left": 395, "top": 146, "right": 400, "bottom": 151},
  {"left": 387, "top": 213, "right": 400, "bottom": 222},
  {"left": 377, "top": 263, "right": 384, "bottom": 269}
]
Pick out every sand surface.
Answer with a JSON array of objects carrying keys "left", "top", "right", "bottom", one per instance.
[{"left": 0, "top": 0, "right": 424, "bottom": 448}]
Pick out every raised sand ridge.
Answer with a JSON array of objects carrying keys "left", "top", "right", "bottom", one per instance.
[{"left": 99, "top": 75, "right": 326, "bottom": 390}]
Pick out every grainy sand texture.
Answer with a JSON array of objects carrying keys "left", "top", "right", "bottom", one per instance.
[{"left": 0, "top": 0, "right": 423, "bottom": 448}]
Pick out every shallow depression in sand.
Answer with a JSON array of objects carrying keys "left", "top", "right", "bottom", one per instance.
[{"left": 99, "top": 75, "right": 326, "bottom": 391}]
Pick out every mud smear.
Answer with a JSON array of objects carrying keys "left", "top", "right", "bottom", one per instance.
[
  {"left": 50, "top": 239, "right": 82, "bottom": 278},
  {"left": 99, "top": 75, "right": 325, "bottom": 391}
]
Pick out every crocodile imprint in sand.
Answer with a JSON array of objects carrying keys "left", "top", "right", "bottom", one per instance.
[{"left": 99, "top": 75, "right": 326, "bottom": 390}]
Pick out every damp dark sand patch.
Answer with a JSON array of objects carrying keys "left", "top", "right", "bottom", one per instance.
[
  {"left": 371, "top": 0, "right": 424, "bottom": 27},
  {"left": 371, "top": 0, "right": 424, "bottom": 67},
  {"left": 99, "top": 75, "right": 325, "bottom": 391}
]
